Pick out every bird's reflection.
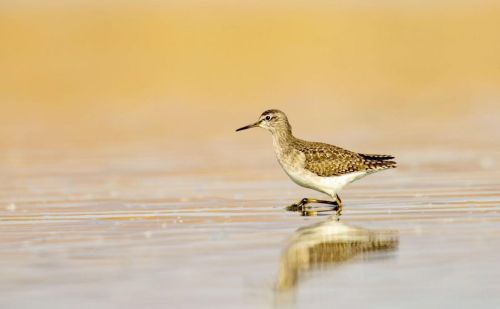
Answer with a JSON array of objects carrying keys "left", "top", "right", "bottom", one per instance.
[{"left": 276, "top": 217, "right": 399, "bottom": 292}]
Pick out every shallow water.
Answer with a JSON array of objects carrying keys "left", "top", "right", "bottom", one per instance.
[
  {"left": 1, "top": 133, "right": 499, "bottom": 309},
  {"left": 2, "top": 0, "right": 500, "bottom": 306}
]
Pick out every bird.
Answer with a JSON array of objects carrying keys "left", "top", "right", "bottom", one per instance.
[{"left": 236, "top": 109, "right": 396, "bottom": 217}]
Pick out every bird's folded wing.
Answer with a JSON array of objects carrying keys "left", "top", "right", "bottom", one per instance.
[
  {"left": 295, "top": 142, "right": 366, "bottom": 177},
  {"left": 295, "top": 141, "right": 397, "bottom": 177}
]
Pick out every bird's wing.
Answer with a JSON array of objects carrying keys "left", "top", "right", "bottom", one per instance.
[{"left": 293, "top": 140, "right": 396, "bottom": 177}]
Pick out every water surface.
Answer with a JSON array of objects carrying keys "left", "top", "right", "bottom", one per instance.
[{"left": 1, "top": 134, "right": 499, "bottom": 309}]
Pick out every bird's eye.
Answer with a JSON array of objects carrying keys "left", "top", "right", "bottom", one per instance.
[{"left": 265, "top": 115, "right": 271, "bottom": 121}]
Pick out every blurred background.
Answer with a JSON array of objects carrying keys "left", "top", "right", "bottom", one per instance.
[
  {"left": 1, "top": 0, "right": 499, "bottom": 149},
  {"left": 2, "top": 2, "right": 500, "bottom": 308}
]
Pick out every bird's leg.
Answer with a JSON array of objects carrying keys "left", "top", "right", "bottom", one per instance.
[
  {"left": 334, "top": 194, "right": 343, "bottom": 219},
  {"left": 303, "top": 198, "right": 338, "bottom": 208},
  {"left": 287, "top": 198, "right": 339, "bottom": 214},
  {"left": 301, "top": 208, "right": 339, "bottom": 217},
  {"left": 301, "top": 198, "right": 339, "bottom": 216}
]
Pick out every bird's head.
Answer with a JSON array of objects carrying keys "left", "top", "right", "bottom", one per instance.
[{"left": 236, "top": 109, "right": 291, "bottom": 135}]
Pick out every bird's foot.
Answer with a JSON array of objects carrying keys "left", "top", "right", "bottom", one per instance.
[
  {"left": 286, "top": 199, "right": 309, "bottom": 212},
  {"left": 334, "top": 208, "right": 342, "bottom": 221},
  {"left": 286, "top": 203, "right": 301, "bottom": 212}
]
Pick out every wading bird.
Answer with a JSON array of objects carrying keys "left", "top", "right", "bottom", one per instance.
[{"left": 236, "top": 109, "right": 396, "bottom": 217}]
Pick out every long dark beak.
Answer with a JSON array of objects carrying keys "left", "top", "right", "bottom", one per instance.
[{"left": 236, "top": 121, "right": 260, "bottom": 132}]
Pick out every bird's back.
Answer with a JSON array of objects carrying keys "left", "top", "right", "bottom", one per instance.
[{"left": 291, "top": 138, "right": 396, "bottom": 177}]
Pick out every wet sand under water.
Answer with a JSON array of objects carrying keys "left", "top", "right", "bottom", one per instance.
[{"left": 1, "top": 135, "right": 500, "bottom": 309}]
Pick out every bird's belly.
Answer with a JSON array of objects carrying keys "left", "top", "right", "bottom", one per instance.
[
  {"left": 282, "top": 166, "right": 319, "bottom": 190},
  {"left": 280, "top": 162, "right": 366, "bottom": 196}
]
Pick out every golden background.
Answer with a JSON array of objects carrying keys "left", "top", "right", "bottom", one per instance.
[
  {"left": 1, "top": 3, "right": 500, "bottom": 307},
  {"left": 1, "top": 1, "right": 499, "bottom": 144}
]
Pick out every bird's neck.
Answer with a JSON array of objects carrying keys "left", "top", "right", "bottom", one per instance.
[{"left": 271, "top": 127, "right": 295, "bottom": 156}]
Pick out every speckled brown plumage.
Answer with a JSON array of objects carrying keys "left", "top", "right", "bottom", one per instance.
[
  {"left": 236, "top": 109, "right": 397, "bottom": 212},
  {"left": 292, "top": 139, "right": 396, "bottom": 177}
]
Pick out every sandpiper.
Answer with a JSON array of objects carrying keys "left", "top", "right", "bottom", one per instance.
[{"left": 236, "top": 109, "right": 396, "bottom": 217}]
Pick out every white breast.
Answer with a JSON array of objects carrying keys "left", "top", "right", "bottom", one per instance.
[
  {"left": 278, "top": 158, "right": 367, "bottom": 197},
  {"left": 272, "top": 136, "right": 367, "bottom": 197}
]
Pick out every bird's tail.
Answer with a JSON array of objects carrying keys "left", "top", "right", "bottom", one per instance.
[{"left": 359, "top": 153, "right": 397, "bottom": 171}]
